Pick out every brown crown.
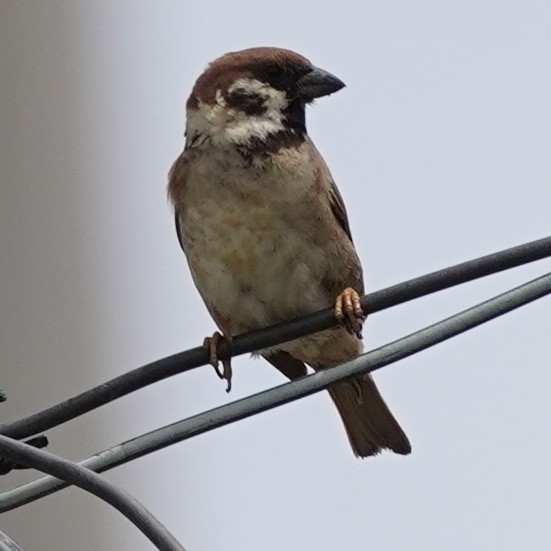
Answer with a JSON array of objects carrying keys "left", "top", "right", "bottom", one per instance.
[{"left": 187, "top": 47, "right": 313, "bottom": 109}]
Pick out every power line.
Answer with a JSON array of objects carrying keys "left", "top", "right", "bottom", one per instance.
[
  {"left": 0, "top": 435, "right": 186, "bottom": 551},
  {"left": 1, "top": 235, "right": 550, "bottom": 442},
  {"left": 3, "top": 270, "right": 550, "bottom": 513},
  {"left": 0, "top": 530, "right": 24, "bottom": 551}
]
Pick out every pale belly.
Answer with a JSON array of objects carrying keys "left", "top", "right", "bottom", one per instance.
[{"left": 182, "top": 192, "right": 331, "bottom": 335}]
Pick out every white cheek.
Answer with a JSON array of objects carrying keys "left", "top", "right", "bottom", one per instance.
[
  {"left": 262, "top": 87, "right": 288, "bottom": 115},
  {"left": 187, "top": 79, "right": 291, "bottom": 147},
  {"left": 214, "top": 89, "right": 227, "bottom": 107}
]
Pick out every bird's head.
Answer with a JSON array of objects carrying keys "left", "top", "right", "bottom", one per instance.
[{"left": 185, "top": 47, "right": 345, "bottom": 151}]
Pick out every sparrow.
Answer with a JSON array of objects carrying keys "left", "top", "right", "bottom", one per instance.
[{"left": 168, "top": 47, "right": 411, "bottom": 457}]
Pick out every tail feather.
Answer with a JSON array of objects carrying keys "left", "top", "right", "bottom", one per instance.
[{"left": 328, "top": 373, "right": 411, "bottom": 457}]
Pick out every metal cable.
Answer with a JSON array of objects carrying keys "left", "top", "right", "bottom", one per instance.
[
  {"left": 0, "top": 436, "right": 186, "bottom": 551},
  {"left": 0, "top": 530, "right": 24, "bottom": 551},
  {"left": 1, "top": 235, "right": 550, "bottom": 442},
  {"left": 2, "top": 271, "right": 550, "bottom": 513}
]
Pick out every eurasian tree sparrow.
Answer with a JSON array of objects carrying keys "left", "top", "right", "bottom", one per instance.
[{"left": 168, "top": 47, "right": 410, "bottom": 457}]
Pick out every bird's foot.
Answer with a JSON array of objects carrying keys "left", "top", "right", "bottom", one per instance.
[
  {"left": 334, "top": 287, "right": 365, "bottom": 338},
  {"left": 203, "top": 332, "right": 233, "bottom": 393}
]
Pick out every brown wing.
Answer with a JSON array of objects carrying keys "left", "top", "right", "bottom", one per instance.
[
  {"left": 304, "top": 137, "right": 355, "bottom": 244},
  {"left": 168, "top": 148, "right": 196, "bottom": 253},
  {"left": 305, "top": 137, "right": 364, "bottom": 297},
  {"left": 174, "top": 211, "right": 185, "bottom": 252},
  {"left": 327, "top": 172, "right": 354, "bottom": 244}
]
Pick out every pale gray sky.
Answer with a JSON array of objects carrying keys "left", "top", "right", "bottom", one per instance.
[{"left": 1, "top": 2, "right": 551, "bottom": 550}]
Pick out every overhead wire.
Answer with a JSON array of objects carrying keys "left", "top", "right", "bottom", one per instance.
[
  {"left": 2, "top": 270, "right": 550, "bottom": 513},
  {"left": 1, "top": 235, "right": 550, "bottom": 442},
  {"left": 0, "top": 436, "right": 186, "bottom": 551}
]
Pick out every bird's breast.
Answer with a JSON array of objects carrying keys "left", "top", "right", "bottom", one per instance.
[{"left": 179, "top": 147, "right": 332, "bottom": 335}]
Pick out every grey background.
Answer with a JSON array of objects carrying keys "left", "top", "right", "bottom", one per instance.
[{"left": 1, "top": 1, "right": 550, "bottom": 550}]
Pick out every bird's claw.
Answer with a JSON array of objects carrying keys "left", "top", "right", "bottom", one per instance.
[
  {"left": 335, "top": 287, "right": 365, "bottom": 338},
  {"left": 203, "top": 331, "right": 233, "bottom": 392}
]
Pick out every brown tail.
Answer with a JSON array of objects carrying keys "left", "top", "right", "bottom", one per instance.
[{"left": 328, "top": 373, "right": 411, "bottom": 457}]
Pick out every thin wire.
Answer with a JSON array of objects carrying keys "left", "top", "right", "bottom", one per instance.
[
  {"left": 1, "top": 235, "right": 550, "bottom": 441},
  {"left": 0, "top": 436, "right": 186, "bottom": 551},
  {"left": 3, "top": 271, "right": 550, "bottom": 513},
  {"left": 0, "top": 531, "right": 24, "bottom": 551}
]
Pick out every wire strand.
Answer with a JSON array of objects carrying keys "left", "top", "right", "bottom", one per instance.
[
  {"left": 3, "top": 271, "right": 550, "bottom": 513},
  {"left": 1, "top": 235, "right": 550, "bottom": 442},
  {"left": 0, "top": 436, "right": 186, "bottom": 551},
  {"left": 0, "top": 530, "right": 24, "bottom": 551}
]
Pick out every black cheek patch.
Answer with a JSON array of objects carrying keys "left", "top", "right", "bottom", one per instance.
[{"left": 225, "top": 89, "right": 266, "bottom": 116}]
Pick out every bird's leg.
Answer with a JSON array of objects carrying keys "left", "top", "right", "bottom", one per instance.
[
  {"left": 334, "top": 287, "right": 365, "bottom": 338},
  {"left": 203, "top": 331, "right": 233, "bottom": 393}
]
